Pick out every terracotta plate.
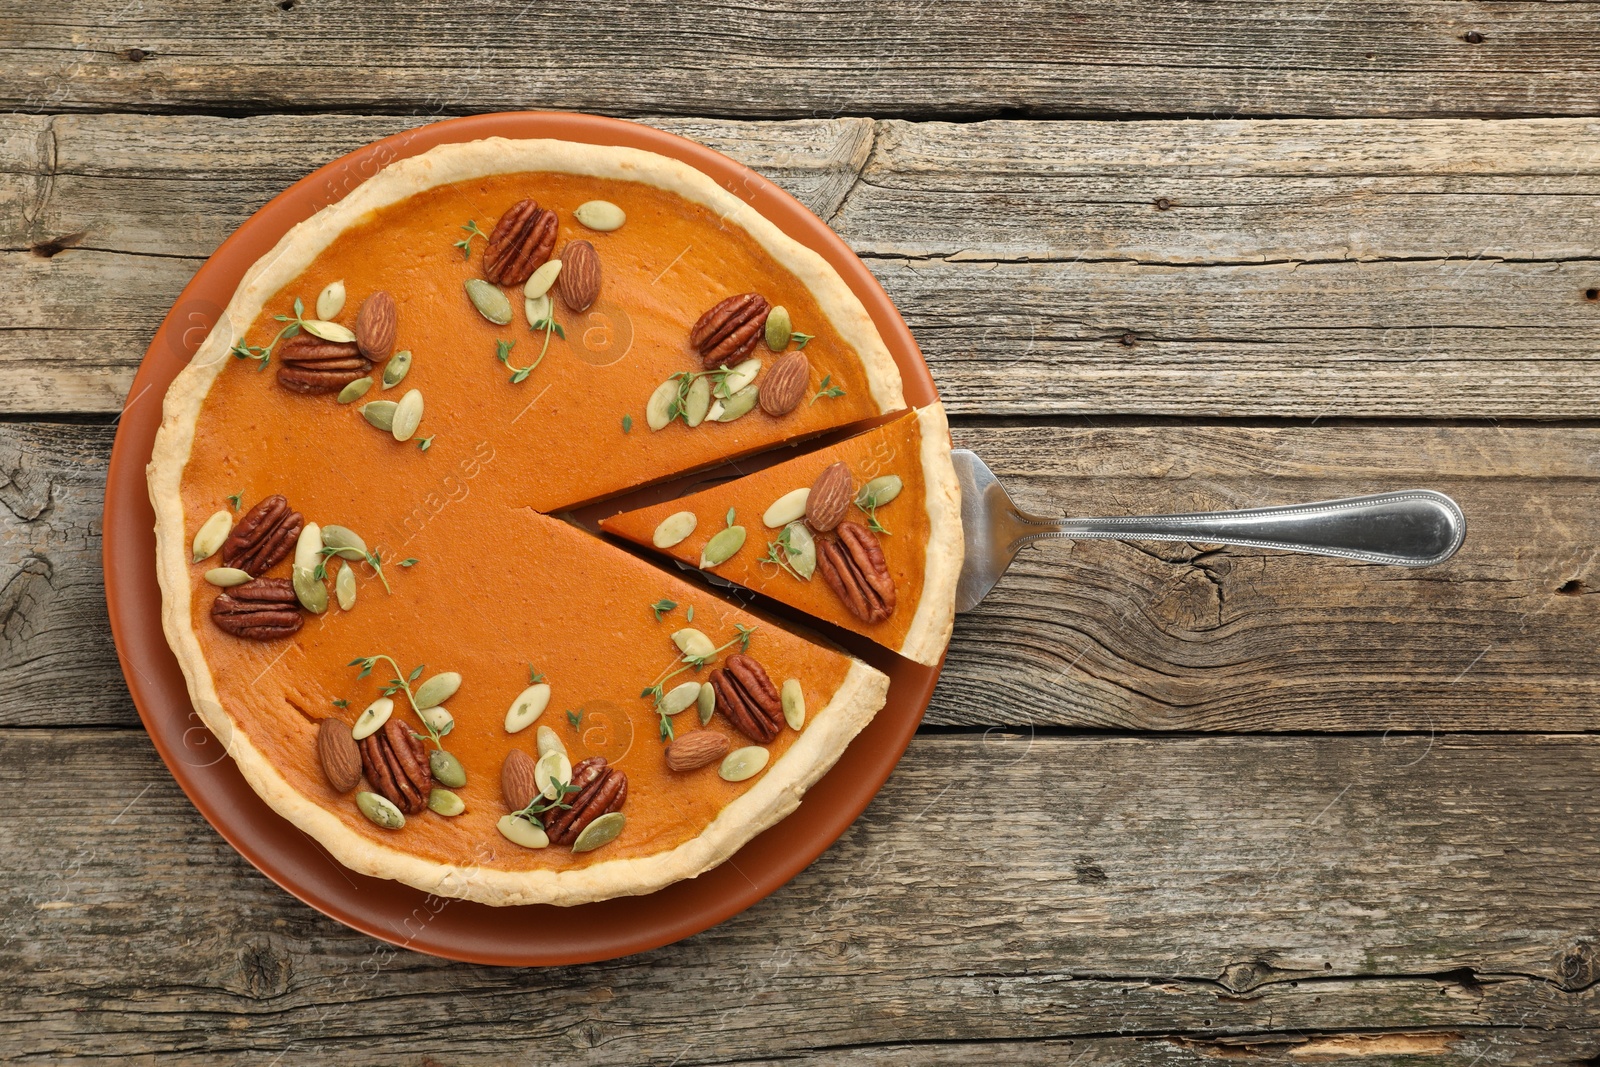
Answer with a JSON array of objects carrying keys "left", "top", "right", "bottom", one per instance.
[{"left": 103, "top": 112, "right": 944, "bottom": 965}]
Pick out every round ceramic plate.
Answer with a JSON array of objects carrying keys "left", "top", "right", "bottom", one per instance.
[{"left": 103, "top": 112, "right": 944, "bottom": 965}]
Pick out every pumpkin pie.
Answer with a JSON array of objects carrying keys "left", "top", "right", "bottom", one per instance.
[
  {"left": 601, "top": 407, "right": 961, "bottom": 666},
  {"left": 147, "top": 136, "right": 953, "bottom": 907}
]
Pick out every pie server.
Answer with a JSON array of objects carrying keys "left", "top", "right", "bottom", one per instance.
[{"left": 953, "top": 450, "right": 1466, "bottom": 613}]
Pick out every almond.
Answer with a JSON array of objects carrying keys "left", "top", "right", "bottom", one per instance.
[
  {"left": 355, "top": 290, "right": 397, "bottom": 361},
  {"left": 317, "top": 718, "right": 362, "bottom": 793},
  {"left": 758, "top": 349, "right": 810, "bottom": 416},
  {"left": 502, "top": 748, "right": 539, "bottom": 812},
  {"left": 806, "top": 461, "right": 853, "bottom": 532},
  {"left": 558, "top": 239, "right": 601, "bottom": 312},
  {"left": 665, "top": 730, "right": 731, "bottom": 772}
]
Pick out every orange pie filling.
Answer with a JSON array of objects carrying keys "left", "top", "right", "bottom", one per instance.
[{"left": 173, "top": 166, "right": 906, "bottom": 876}]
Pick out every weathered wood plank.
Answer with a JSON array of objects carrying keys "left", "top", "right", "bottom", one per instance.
[
  {"left": 6, "top": 1, "right": 1600, "bottom": 119},
  {"left": 2, "top": 729, "right": 1596, "bottom": 1064},
  {"left": 6, "top": 422, "right": 1595, "bottom": 732},
  {"left": 4, "top": 113, "right": 1597, "bottom": 417}
]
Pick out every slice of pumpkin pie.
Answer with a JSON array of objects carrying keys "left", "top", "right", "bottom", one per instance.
[{"left": 601, "top": 406, "right": 962, "bottom": 666}]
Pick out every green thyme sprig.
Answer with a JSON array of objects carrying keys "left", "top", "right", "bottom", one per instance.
[
  {"left": 453, "top": 220, "right": 488, "bottom": 260},
  {"left": 313, "top": 546, "right": 394, "bottom": 593},
  {"left": 528, "top": 301, "right": 565, "bottom": 369},
  {"left": 225, "top": 491, "right": 243, "bottom": 512},
  {"left": 230, "top": 296, "right": 310, "bottom": 370},
  {"left": 758, "top": 525, "right": 806, "bottom": 580},
  {"left": 791, "top": 332, "right": 815, "bottom": 349},
  {"left": 349, "top": 654, "right": 450, "bottom": 749},
  {"left": 650, "top": 598, "right": 678, "bottom": 622},
  {"left": 858, "top": 496, "right": 889, "bottom": 536},
  {"left": 811, "top": 374, "right": 846, "bottom": 405},
  {"left": 495, "top": 338, "right": 538, "bottom": 384},
  {"left": 508, "top": 774, "right": 582, "bottom": 829},
  {"left": 640, "top": 623, "right": 757, "bottom": 742},
  {"left": 566, "top": 708, "right": 584, "bottom": 729}
]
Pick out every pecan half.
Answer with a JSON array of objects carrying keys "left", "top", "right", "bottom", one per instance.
[
  {"left": 690, "top": 293, "right": 770, "bottom": 369},
  {"left": 222, "top": 495, "right": 303, "bottom": 575},
  {"left": 359, "top": 718, "right": 431, "bottom": 815},
  {"left": 545, "top": 757, "right": 628, "bottom": 847},
  {"left": 817, "top": 521, "right": 897, "bottom": 624},
  {"left": 709, "top": 654, "right": 784, "bottom": 743},
  {"left": 210, "top": 578, "right": 303, "bottom": 640},
  {"left": 483, "top": 199, "right": 557, "bottom": 286},
  {"left": 276, "top": 333, "right": 371, "bottom": 394}
]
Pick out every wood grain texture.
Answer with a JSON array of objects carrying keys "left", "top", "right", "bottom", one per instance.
[
  {"left": 7, "top": 421, "right": 1594, "bottom": 732},
  {"left": 5, "top": 114, "right": 1599, "bottom": 416},
  {"left": 2, "top": 729, "right": 1596, "bottom": 1064},
  {"left": 6, "top": 1, "right": 1600, "bottom": 119}
]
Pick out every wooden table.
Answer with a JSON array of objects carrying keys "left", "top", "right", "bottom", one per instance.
[{"left": 5, "top": 3, "right": 1599, "bottom": 1063}]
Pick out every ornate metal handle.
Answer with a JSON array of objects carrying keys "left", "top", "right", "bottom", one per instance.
[{"left": 1017, "top": 490, "right": 1466, "bottom": 567}]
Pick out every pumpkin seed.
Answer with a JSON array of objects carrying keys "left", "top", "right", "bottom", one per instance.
[
  {"left": 335, "top": 561, "right": 356, "bottom": 610},
  {"left": 293, "top": 564, "right": 328, "bottom": 614},
  {"left": 764, "top": 305, "right": 792, "bottom": 351},
  {"left": 858, "top": 475, "right": 904, "bottom": 508},
  {"left": 719, "top": 746, "right": 770, "bottom": 782},
  {"left": 700, "top": 525, "right": 746, "bottom": 568},
  {"left": 413, "top": 671, "right": 461, "bottom": 710},
  {"left": 357, "top": 790, "right": 405, "bottom": 829},
  {"left": 660, "top": 680, "right": 702, "bottom": 716},
  {"left": 523, "top": 259, "right": 562, "bottom": 299},
  {"left": 652, "top": 511, "right": 698, "bottom": 549},
  {"left": 698, "top": 681, "right": 716, "bottom": 724},
  {"left": 419, "top": 705, "right": 453, "bottom": 734},
  {"left": 427, "top": 788, "right": 465, "bottom": 817},
  {"left": 191, "top": 510, "right": 232, "bottom": 562},
  {"left": 763, "top": 488, "right": 810, "bottom": 528},
  {"left": 337, "top": 376, "right": 373, "bottom": 404},
  {"left": 572, "top": 811, "right": 625, "bottom": 853},
  {"left": 672, "top": 628, "right": 716, "bottom": 660},
  {"left": 524, "top": 292, "right": 552, "bottom": 327},
  {"left": 316, "top": 279, "right": 346, "bottom": 320},
  {"left": 381, "top": 350, "right": 412, "bottom": 388},
  {"left": 683, "top": 375, "right": 713, "bottom": 427},
  {"left": 204, "top": 567, "right": 253, "bottom": 587},
  {"left": 293, "top": 523, "right": 323, "bottom": 573},
  {"left": 303, "top": 319, "right": 357, "bottom": 343},
  {"left": 505, "top": 682, "right": 551, "bottom": 733},
  {"left": 351, "top": 696, "right": 393, "bottom": 740},
  {"left": 321, "top": 524, "right": 367, "bottom": 561},
  {"left": 536, "top": 724, "right": 567, "bottom": 759},
  {"left": 712, "top": 383, "right": 759, "bottom": 423},
  {"left": 497, "top": 814, "right": 549, "bottom": 849},
  {"left": 575, "top": 200, "right": 626, "bottom": 232},
  {"left": 721, "top": 358, "right": 761, "bottom": 396},
  {"left": 646, "top": 378, "right": 678, "bottom": 431},
  {"left": 430, "top": 749, "right": 467, "bottom": 788},
  {"left": 391, "top": 388, "right": 423, "bottom": 442},
  {"left": 781, "top": 679, "right": 805, "bottom": 730},
  {"left": 536, "top": 750, "right": 573, "bottom": 799},
  {"left": 464, "top": 278, "right": 512, "bottom": 324},
  {"left": 361, "top": 400, "right": 398, "bottom": 431},
  {"left": 783, "top": 521, "right": 817, "bottom": 580}
]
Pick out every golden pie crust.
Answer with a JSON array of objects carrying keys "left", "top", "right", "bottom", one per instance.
[{"left": 147, "top": 137, "right": 953, "bottom": 906}]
